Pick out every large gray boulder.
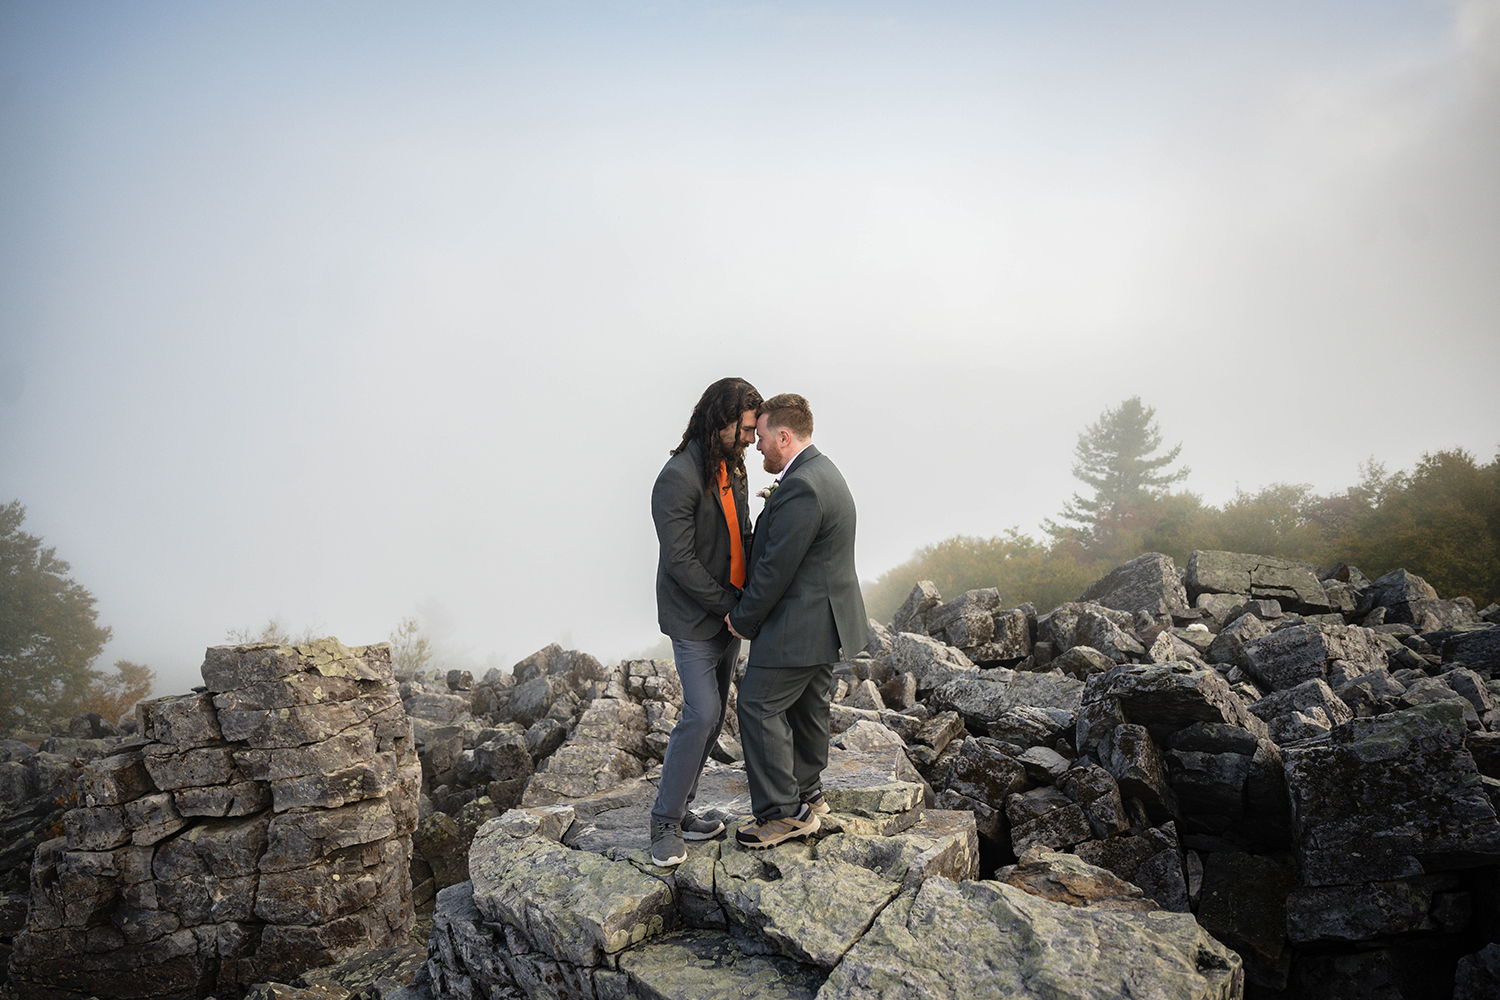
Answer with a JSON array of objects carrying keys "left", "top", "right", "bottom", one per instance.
[
  {"left": 886, "top": 633, "right": 978, "bottom": 692},
  {"left": 891, "top": 580, "right": 943, "bottom": 635},
  {"left": 1196, "top": 851, "right": 1299, "bottom": 990},
  {"left": 1038, "top": 603, "right": 1147, "bottom": 664},
  {"left": 924, "top": 588, "right": 1000, "bottom": 651},
  {"left": 1205, "top": 613, "right": 1272, "bottom": 667},
  {"left": 1186, "top": 551, "right": 1332, "bottom": 614},
  {"left": 1072, "top": 823, "right": 1190, "bottom": 912},
  {"left": 922, "top": 589, "right": 1034, "bottom": 664},
  {"left": 1098, "top": 723, "right": 1178, "bottom": 823},
  {"left": 1443, "top": 626, "right": 1500, "bottom": 676},
  {"left": 1078, "top": 662, "right": 1267, "bottom": 745},
  {"left": 928, "top": 669, "right": 1083, "bottom": 734},
  {"left": 520, "top": 697, "right": 650, "bottom": 807},
  {"left": 1285, "top": 872, "right": 1470, "bottom": 944},
  {"left": 1247, "top": 678, "right": 1354, "bottom": 733},
  {"left": 1364, "top": 568, "right": 1438, "bottom": 613},
  {"left": 1078, "top": 552, "right": 1191, "bottom": 619},
  {"left": 1006, "top": 786, "right": 1092, "bottom": 855},
  {"left": 1282, "top": 700, "right": 1500, "bottom": 886},
  {"left": 929, "top": 735, "right": 1031, "bottom": 841},
  {"left": 1239, "top": 622, "right": 1387, "bottom": 692}
]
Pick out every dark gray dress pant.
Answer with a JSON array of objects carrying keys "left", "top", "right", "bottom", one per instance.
[{"left": 736, "top": 661, "right": 833, "bottom": 822}]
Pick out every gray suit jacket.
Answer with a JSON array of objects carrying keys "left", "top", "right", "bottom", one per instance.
[
  {"left": 728, "top": 445, "right": 870, "bottom": 667},
  {"left": 652, "top": 439, "right": 754, "bottom": 641}
]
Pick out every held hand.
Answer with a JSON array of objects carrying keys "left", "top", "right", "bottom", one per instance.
[{"left": 726, "top": 614, "right": 746, "bottom": 640}]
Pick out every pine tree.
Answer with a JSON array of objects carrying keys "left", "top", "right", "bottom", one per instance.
[{"left": 1048, "top": 397, "right": 1190, "bottom": 539}]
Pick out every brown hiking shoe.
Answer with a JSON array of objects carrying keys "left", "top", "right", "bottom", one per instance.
[
  {"left": 735, "top": 803, "right": 820, "bottom": 849},
  {"left": 805, "top": 791, "right": 831, "bottom": 817}
]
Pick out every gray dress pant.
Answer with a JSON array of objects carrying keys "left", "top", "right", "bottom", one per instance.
[
  {"left": 736, "top": 661, "right": 834, "bottom": 822},
  {"left": 651, "top": 628, "right": 738, "bottom": 825}
]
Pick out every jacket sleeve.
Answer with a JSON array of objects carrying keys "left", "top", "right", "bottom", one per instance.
[
  {"left": 653, "top": 461, "right": 737, "bottom": 617},
  {"left": 736, "top": 472, "right": 754, "bottom": 559},
  {"left": 728, "top": 476, "right": 821, "bottom": 640}
]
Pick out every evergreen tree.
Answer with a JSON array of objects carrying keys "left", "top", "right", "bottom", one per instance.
[
  {"left": 1048, "top": 396, "right": 1190, "bottom": 541},
  {"left": 0, "top": 501, "right": 114, "bottom": 730}
]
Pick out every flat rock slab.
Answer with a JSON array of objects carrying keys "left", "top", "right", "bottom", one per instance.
[
  {"left": 469, "top": 819, "right": 676, "bottom": 967},
  {"left": 820, "top": 876, "right": 1244, "bottom": 1000},
  {"left": 557, "top": 747, "right": 930, "bottom": 859},
  {"left": 716, "top": 840, "right": 904, "bottom": 967},
  {"left": 1186, "top": 551, "right": 1330, "bottom": 612},
  {"left": 822, "top": 745, "right": 926, "bottom": 817},
  {"left": 930, "top": 671, "right": 1084, "bottom": 729},
  {"left": 612, "top": 928, "right": 825, "bottom": 999},
  {"left": 447, "top": 803, "right": 1246, "bottom": 1000},
  {"left": 561, "top": 760, "right": 751, "bottom": 857}
]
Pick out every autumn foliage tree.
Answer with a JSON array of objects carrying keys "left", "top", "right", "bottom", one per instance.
[
  {"left": 77, "top": 659, "right": 157, "bottom": 724},
  {"left": 0, "top": 501, "right": 148, "bottom": 730},
  {"left": 1339, "top": 449, "right": 1500, "bottom": 603}
]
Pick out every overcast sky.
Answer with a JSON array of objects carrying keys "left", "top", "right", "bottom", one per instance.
[{"left": 3, "top": 1, "right": 1497, "bottom": 699}]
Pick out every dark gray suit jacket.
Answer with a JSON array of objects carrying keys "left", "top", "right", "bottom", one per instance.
[
  {"left": 728, "top": 445, "right": 870, "bottom": 667},
  {"left": 652, "top": 439, "right": 754, "bottom": 641}
]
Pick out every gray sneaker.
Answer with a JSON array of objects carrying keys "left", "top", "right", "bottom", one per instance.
[
  {"left": 682, "top": 811, "right": 725, "bottom": 840},
  {"left": 650, "top": 818, "right": 687, "bottom": 867}
]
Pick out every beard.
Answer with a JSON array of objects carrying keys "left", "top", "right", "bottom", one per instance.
[
  {"left": 761, "top": 448, "right": 785, "bottom": 474},
  {"left": 714, "top": 435, "right": 748, "bottom": 473}
]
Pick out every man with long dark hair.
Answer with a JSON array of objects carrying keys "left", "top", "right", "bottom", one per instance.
[{"left": 648, "top": 376, "right": 762, "bottom": 866}]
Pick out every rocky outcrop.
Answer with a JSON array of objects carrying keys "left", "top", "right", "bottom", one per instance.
[
  {"left": 419, "top": 783, "right": 1241, "bottom": 1000},
  {"left": 835, "top": 554, "right": 1500, "bottom": 997},
  {"left": 6, "top": 549, "right": 1499, "bottom": 1000},
  {"left": 5, "top": 639, "right": 420, "bottom": 1000}
]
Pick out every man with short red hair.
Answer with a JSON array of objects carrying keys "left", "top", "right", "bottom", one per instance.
[{"left": 728, "top": 392, "right": 869, "bottom": 849}]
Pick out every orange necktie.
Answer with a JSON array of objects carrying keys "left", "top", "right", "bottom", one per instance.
[{"left": 718, "top": 461, "right": 746, "bottom": 589}]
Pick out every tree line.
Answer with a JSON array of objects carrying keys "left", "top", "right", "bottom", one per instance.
[
  {"left": 1, "top": 499, "right": 438, "bottom": 731},
  {"left": 0, "top": 501, "right": 154, "bottom": 731},
  {"left": 864, "top": 397, "right": 1500, "bottom": 623}
]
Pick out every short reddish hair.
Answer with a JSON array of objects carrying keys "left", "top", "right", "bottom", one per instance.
[{"left": 760, "top": 393, "right": 813, "bottom": 439}]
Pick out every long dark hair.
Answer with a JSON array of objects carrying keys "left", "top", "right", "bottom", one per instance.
[{"left": 672, "top": 377, "right": 763, "bottom": 492}]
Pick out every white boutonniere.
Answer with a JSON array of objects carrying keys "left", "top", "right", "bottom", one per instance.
[{"left": 757, "top": 481, "right": 779, "bottom": 503}]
